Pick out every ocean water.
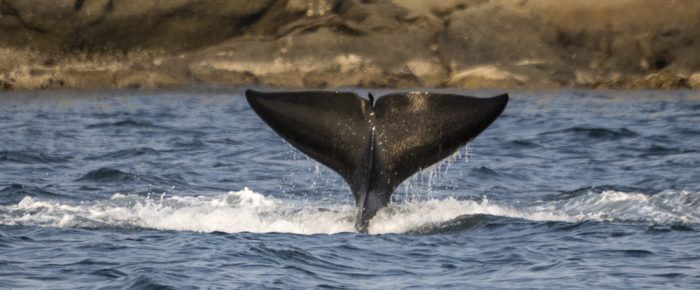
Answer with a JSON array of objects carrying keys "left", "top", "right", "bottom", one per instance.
[{"left": 0, "top": 88, "right": 698, "bottom": 289}]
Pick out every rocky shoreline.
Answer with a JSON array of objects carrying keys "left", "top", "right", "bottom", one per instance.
[{"left": 1, "top": 0, "right": 699, "bottom": 90}]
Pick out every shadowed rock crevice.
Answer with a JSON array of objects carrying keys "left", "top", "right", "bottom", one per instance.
[{"left": 1, "top": 0, "right": 699, "bottom": 90}]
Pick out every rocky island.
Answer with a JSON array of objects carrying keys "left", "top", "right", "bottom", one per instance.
[{"left": 1, "top": 0, "right": 699, "bottom": 90}]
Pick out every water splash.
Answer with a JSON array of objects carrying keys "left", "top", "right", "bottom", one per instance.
[
  {"left": 3, "top": 188, "right": 698, "bottom": 235},
  {"left": 533, "top": 190, "right": 700, "bottom": 225},
  {"left": 401, "top": 145, "right": 471, "bottom": 199}
]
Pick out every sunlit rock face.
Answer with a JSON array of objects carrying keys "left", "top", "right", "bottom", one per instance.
[{"left": 1, "top": 0, "right": 699, "bottom": 90}]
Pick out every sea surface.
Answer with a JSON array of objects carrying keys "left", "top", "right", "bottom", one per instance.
[{"left": 0, "top": 88, "right": 698, "bottom": 289}]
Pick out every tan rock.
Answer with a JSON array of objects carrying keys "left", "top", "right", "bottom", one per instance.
[
  {"left": 1, "top": 0, "right": 75, "bottom": 32},
  {"left": 60, "top": 70, "right": 115, "bottom": 90},
  {"left": 689, "top": 73, "right": 700, "bottom": 89},
  {"left": 448, "top": 66, "right": 527, "bottom": 89},
  {"left": 631, "top": 71, "right": 689, "bottom": 89},
  {"left": 438, "top": 4, "right": 559, "bottom": 71},
  {"left": 113, "top": 69, "right": 186, "bottom": 89},
  {"left": 392, "top": 0, "right": 483, "bottom": 16}
]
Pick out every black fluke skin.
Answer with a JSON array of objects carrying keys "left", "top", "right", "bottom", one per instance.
[{"left": 246, "top": 90, "right": 509, "bottom": 233}]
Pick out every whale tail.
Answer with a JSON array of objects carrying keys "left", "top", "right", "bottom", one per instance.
[{"left": 245, "top": 89, "right": 508, "bottom": 232}]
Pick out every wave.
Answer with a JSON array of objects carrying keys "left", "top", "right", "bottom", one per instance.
[
  {"left": 85, "top": 119, "right": 162, "bottom": 129},
  {"left": 85, "top": 147, "right": 162, "bottom": 161},
  {"left": 541, "top": 126, "right": 638, "bottom": 141},
  {"left": 0, "top": 184, "right": 73, "bottom": 205},
  {"left": 0, "top": 150, "right": 68, "bottom": 164},
  {"left": 76, "top": 167, "right": 141, "bottom": 183},
  {"left": 638, "top": 144, "right": 698, "bottom": 157},
  {"left": 75, "top": 167, "right": 188, "bottom": 186},
  {"left": 0, "top": 188, "right": 697, "bottom": 235}
]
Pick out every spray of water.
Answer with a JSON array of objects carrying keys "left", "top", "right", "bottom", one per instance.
[{"left": 1, "top": 187, "right": 696, "bottom": 235}]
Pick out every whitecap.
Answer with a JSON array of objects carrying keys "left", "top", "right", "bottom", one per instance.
[{"left": 1, "top": 188, "right": 697, "bottom": 235}]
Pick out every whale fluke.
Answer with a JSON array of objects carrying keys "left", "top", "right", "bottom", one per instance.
[{"left": 246, "top": 89, "right": 508, "bottom": 232}]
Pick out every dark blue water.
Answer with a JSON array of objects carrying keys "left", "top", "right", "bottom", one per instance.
[{"left": 1, "top": 89, "right": 699, "bottom": 289}]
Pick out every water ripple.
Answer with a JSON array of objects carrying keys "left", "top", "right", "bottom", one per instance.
[
  {"left": 85, "top": 147, "right": 162, "bottom": 161},
  {"left": 85, "top": 119, "right": 163, "bottom": 129},
  {"left": 542, "top": 126, "right": 639, "bottom": 141},
  {"left": 0, "top": 184, "right": 72, "bottom": 205},
  {"left": 76, "top": 167, "right": 141, "bottom": 183},
  {"left": 0, "top": 150, "right": 68, "bottom": 164},
  {"left": 0, "top": 90, "right": 698, "bottom": 289}
]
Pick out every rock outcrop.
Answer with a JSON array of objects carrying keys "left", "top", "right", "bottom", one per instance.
[{"left": 1, "top": 0, "right": 699, "bottom": 90}]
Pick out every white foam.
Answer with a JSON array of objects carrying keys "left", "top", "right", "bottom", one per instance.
[
  {"left": 1, "top": 188, "right": 697, "bottom": 235},
  {"left": 535, "top": 190, "right": 700, "bottom": 225}
]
